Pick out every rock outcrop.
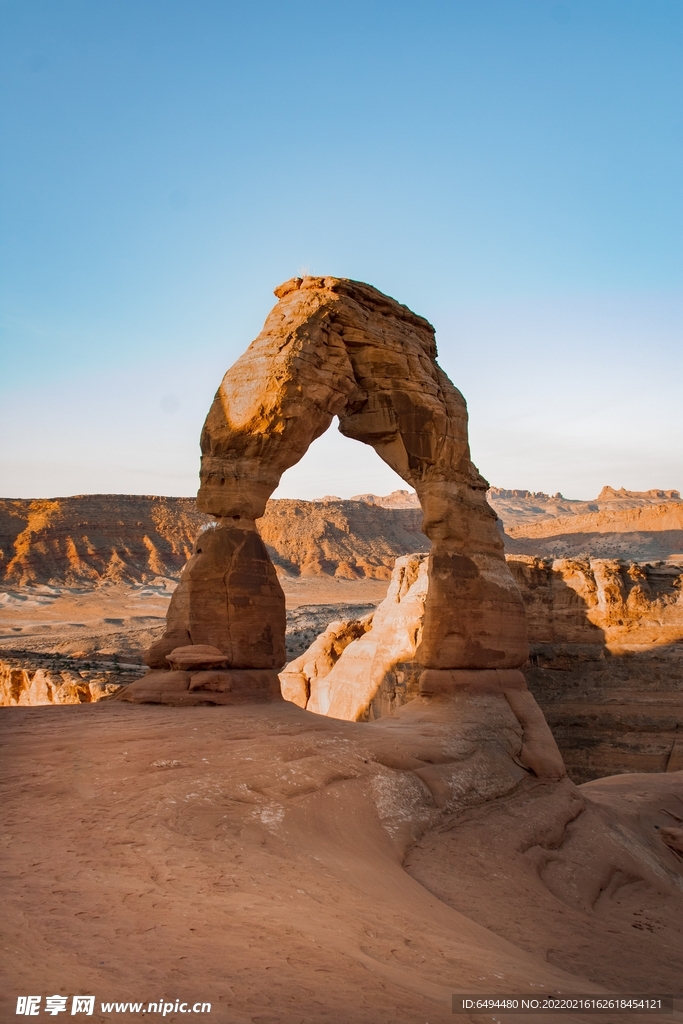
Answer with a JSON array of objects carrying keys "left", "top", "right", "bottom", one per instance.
[
  {"left": 282, "top": 553, "right": 428, "bottom": 719},
  {"left": 123, "top": 276, "right": 529, "bottom": 706},
  {"left": 282, "top": 550, "right": 565, "bottom": 780},
  {"left": 0, "top": 494, "right": 426, "bottom": 585},
  {"left": 487, "top": 485, "right": 681, "bottom": 532},
  {"left": 0, "top": 657, "right": 127, "bottom": 705},
  {"left": 509, "top": 556, "right": 683, "bottom": 782},
  {"left": 289, "top": 552, "right": 683, "bottom": 782},
  {"left": 504, "top": 501, "right": 683, "bottom": 560},
  {"left": 0, "top": 495, "right": 205, "bottom": 586}
]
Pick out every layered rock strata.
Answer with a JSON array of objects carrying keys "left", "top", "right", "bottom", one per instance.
[
  {"left": 123, "top": 276, "right": 529, "bottom": 706},
  {"left": 510, "top": 556, "right": 683, "bottom": 782},
  {"left": 291, "top": 553, "right": 682, "bottom": 782},
  {"left": 0, "top": 494, "right": 427, "bottom": 586},
  {"left": 504, "top": 501, "right": 683, "bottom": 561},
  {"left": 0, "top": 657, "right": 126, "bottom": 705}
]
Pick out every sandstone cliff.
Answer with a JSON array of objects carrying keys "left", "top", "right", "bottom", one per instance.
[
  {"left": 505, "top": 501, "right": 683, "bottom": 560},
  {"left": 487, "top": 485, "right": 681, "bottom": 530},
  {"left": 2, "top": 488, "right": 681, "bottom": 587},
  {"left": 508, "top": 555, "right": 683, "bottom": 782},
  {"left": 286, "top": 553, "right": 683, "bottom": 783},
  {"left": 0, "top": 495, "right": 205, "bottom": 586},
  {"left": 0, "top": 494, "right": 427, "bottom": 586}
]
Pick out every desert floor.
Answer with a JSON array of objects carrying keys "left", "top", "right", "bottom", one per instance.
[
  {"left": 0, "top": 577, "right": 389, "bottom": 666},
  {"left": 2, "top": 695, "right": 682, "bottom": 1024}
]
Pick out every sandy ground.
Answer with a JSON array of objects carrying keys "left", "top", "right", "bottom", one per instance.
[{"left": 1, "top": 696, "right": 682, "bottom": 1024}]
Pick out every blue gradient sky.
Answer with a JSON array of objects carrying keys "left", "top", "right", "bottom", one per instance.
[{"left": 1, "top": 0, "right": 681, "bottom": 500}]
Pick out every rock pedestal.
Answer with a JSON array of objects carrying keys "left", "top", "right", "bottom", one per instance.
[
  {"left": 123, "top": 276, "right": 531, "bottom": 707},
  {"left": 120, "top": 520, "right": 285, "bottom": 704}
]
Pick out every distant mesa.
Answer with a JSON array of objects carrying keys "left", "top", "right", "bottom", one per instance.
[
  {"left": 597, "top": 485, "right": 681, "bottom": 502},
  {"left": 349, "top": 489, "right": 420, "bottom": 509},
  {"left": 312, "top": 490, "right": 420, "bottom": 508}
]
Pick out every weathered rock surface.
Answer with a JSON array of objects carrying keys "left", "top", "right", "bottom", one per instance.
[
  {"left": 0, "top": 494, "right": 426, "bottom": 585},
  {"left": 194, "top": 275, "right": 527, "bottom": 673},
  {"left": 286, "top": 552, "right": 683, "bottom": 782},
  {"left": 2, "top": 486, "right": 680, "bottom": 589},
  {"left": 281, "top": 553, "right": 566, "bottom": 780},
  {"left": 143, "top": 520, "right": 286, "bottom": 672},
  {"left": 509, "top": 556, "right": 683, "bottom": 782},
  {"left": 257, "top": 497, "right": 426, "bottom": 579},
  {"left": 282, "top": 553, "right": 428, "bottom": 719},
  {"left": 488, "top": 485, "right": 681, "bottom": 531},
  {"left": 0, "top": 495, "right": 204, "bottom": 586},
  {"left": 4, "top": 701, "right": 681, "bottom": 1020},
  {"left": 504, "top": 501, "right": 683, "bottom": 560},
  {"left": 0, "top": 656, "right": 128, "bottom": 705}
]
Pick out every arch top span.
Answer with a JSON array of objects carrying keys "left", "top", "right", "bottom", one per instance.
[
  {"left": 195, "top": 276, "right": 528, "bottom": 671},
  {"left": 197, "top": 274, "right": 476, "bottom": 523}
]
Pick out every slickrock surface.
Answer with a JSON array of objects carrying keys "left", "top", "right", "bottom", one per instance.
[{"left": 1, "top": 701, "right": 682, "bottom": 1023}]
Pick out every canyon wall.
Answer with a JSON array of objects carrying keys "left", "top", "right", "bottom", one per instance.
[
  {"left": 504, "top": 502, "right": 683, "bottom": 560},
  {"left": 509, "top": 556, "right": 683, "bottom": 782},
  {"left": 285, "top": 553, "right": 683, "bottom": 783},
  {"left": 0, "top": 495, "right": 427, "bottom": 585},
  {"left": 3, "top": 488, "right": 681, "bottom": 589}
]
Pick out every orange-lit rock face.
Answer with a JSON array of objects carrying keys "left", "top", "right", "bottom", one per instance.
[
  {"left": 129, "top": 277, "right": 528, "bottom": 705},
  {"left": 144, "top": 520, "right": 286, "bottom": 673},
  {"left": 197, "top": 276, "right": 527, "bottom": 671}
]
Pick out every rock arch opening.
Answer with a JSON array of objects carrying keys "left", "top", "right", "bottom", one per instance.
[{"left": 122, "top": 276, "right": 530, "bottom": 707}]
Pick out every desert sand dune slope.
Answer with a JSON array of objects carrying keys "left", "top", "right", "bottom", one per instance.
[{"left": 1, "top": 701, "right": 682, "bottom": 1024}]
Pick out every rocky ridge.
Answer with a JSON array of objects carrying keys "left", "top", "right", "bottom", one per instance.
[
  {"left": 2, "top": 487, "right": 681, "bottom": 591},
  {"left": 284, "top": 553, "right": 683, "bottom": 782},
  {"left": 0, "top": 494, "right": 427, "bottom": 587}
]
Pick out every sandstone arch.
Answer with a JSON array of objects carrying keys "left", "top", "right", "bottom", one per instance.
[{"left": 123, "top": 276, "right": 529, "bottom": 705}]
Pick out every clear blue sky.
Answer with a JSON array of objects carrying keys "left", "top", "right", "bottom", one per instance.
[{"left": 1, "top": 0, "right": 681, "bottom": 500}]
